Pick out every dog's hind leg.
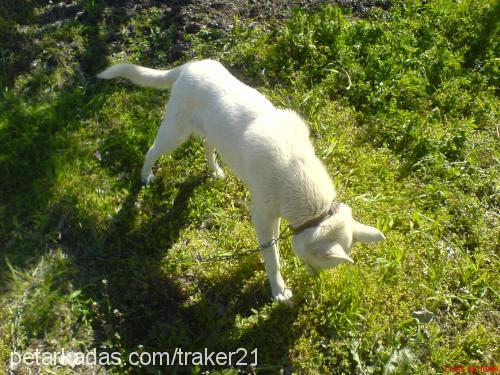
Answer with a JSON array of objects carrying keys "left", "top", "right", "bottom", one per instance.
[
  {"left": 141, "top": 105, "right": 190, "bottom": 184},
  {"left": 203, "top": 140, "right": 225, "bottom": 178}
]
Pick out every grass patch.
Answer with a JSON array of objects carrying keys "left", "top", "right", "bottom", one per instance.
[{"left": 1, "top": 0, "right": 498, "bottom": 373}]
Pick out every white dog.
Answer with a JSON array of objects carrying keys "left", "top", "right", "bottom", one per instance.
[{"left": 98, "top": 60, "right": 385, "bottom": 302}]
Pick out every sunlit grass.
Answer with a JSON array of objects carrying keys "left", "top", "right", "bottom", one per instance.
[{"left": 0, "top": 0, "right": 498, "bottom": 373}]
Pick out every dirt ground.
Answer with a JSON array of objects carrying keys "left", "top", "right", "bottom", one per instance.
[
  {"left": 1, "top": 0, "right": 391, "bottom": 83},
  {"left": 132, "top": 0, "right": 392, "bottom": 60}
]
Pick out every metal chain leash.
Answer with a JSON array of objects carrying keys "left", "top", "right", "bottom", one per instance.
[
  {"left": 192, "top": 200, "right": 341, "bottom": 263},
  {"left": 194, "top": 226, "right": 294, "bottom": 263}
]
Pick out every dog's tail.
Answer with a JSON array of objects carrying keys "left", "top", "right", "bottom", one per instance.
[{"left": 97, "top": 63, "right": 182, "bottom": 89}]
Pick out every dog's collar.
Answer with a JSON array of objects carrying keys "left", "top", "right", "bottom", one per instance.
[{"left": 289, "top": 200, "right": 341, "bottom": 235}]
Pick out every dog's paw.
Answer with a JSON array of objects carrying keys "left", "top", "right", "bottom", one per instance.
[
  {"left": 212, "top": 167, "right": 225, "bottom": 179},
  {"left": 272, "top": 287, "right": 293, "bottom": 304},
  {"left": 142, "top": 173, "right": 155, "bottom": 185}
]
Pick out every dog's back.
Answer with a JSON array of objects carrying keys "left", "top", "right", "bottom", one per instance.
[{"left": 98, "top": 59, "right": 332, "bottom": 206}]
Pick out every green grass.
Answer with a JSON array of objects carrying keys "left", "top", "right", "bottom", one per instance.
[{"left": 1, "top": 0, "right": 498, "bottom": 373}]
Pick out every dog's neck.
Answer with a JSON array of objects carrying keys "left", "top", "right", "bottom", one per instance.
[
  {"left": 279, "top": 159, "right": 336, "bottom": 227},
  {"left": 289, "top": 200, "right": 340, "bottom": 234},
  {"left": 286, "top": 193, "right": 335, "bottom": 228}
]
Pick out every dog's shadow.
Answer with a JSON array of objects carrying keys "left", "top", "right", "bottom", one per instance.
[{"left": 67, "top": 168, "right": 298, "bottom": 373}]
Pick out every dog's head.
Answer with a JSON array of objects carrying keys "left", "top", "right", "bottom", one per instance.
[{"left": 291, "top": 203, "right": 385, "bottom": 275}]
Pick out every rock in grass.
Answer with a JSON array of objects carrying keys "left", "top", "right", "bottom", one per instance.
[{"left": 411, "top": 308, "right": 434, "bottom": 323}]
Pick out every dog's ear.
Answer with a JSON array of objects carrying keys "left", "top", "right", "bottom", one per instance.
[
  {"left": 318, "top": 243, "right": 354, "bottom": 265},
  {"left": 353, "top": 221, "right": 385, "bottom": 243}
]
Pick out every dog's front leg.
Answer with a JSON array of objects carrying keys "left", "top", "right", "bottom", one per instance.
[{"left": 252, "top": 212, "right": 292, "bottom": 303}]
